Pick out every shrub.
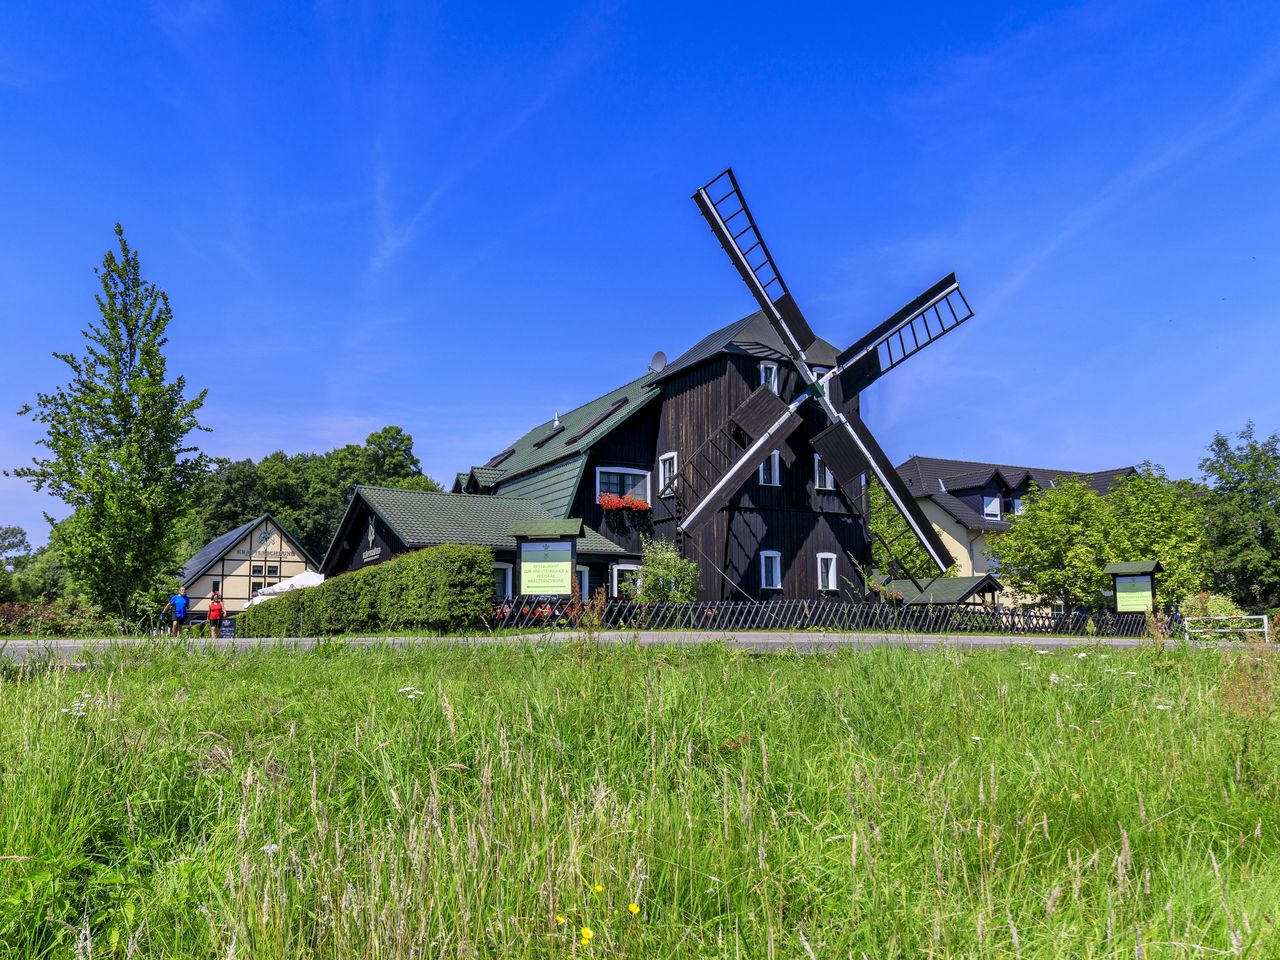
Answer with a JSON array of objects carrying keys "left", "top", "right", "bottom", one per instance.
[
  {"left": 0, "top": 598, "right": 113, "bottom": 637},
  {"left": 237, "top": 544, "right": 493, "bottom": 638},
  {"left": 636, "top": 537, "right": 700, "bottom": 603}
]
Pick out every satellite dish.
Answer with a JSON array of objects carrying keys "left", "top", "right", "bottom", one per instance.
[{"left": 648, "top": 350, "right": 667, "bottom": 374}]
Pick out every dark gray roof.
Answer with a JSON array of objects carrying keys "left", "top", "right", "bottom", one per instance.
[
  {"left": 653, "top": 311, "right": 841, "bottom": 383},
  {"left": 180, "top": 515, "right": 318, "bottom": 586},
  {"left": 898, "top": 457, "right": 1136, "bottom": 534},
  {"left": 351, "top": 485, "right": 627, "bottom": 557},
  {"left": 181, "top": 516, "right": 263, "bottom": 585}
]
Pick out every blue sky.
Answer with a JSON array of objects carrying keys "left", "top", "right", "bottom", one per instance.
[{"left": 2, "top": 2, "right": 1279, "bottom": 544}]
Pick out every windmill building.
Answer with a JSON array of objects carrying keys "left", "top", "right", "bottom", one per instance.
[{"left": 321, "top": 169, "right": 979, "bottom": 601}]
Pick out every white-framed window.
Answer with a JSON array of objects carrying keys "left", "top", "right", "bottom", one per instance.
[
  {"left": 816, "top": 552, "right": 838, "bottom": 592},
  {"left": 576, "top": 565, "right": 590, "bottom": 601},
  {"left": 657, "top": 452, "right": 679, "bottom": 496},
  {"left": 814, "top": 454, "right": 835, "bottom": 491},
  {"left": 759, "top": 449, "right": 781, "bottom": 486},
  {"left": 760, "top": 551, "right": 782, "bottom": 591},
  {"left": 492, "top": 562, "right": 513, "bottom": 599},
  {"left": 759, "top": 361, "right": 778, "bottom": 394},
  {"left": 983, "top": 494, "right": 1001, "bottom": 520},
  {"left": 596, "top": 467, "right": 651, "bottom": 502},
  {"left": 611, "top": 563, "right": 641, "bottom": 598},
  {"left": 1012, "top": 496, "right": 1024, "bottom": 516}
]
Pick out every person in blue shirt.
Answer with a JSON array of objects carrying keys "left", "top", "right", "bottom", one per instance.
[{"left": 162, "top": 585, "right": 189, "bottom": 637}]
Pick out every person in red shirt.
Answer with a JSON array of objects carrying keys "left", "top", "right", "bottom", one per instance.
[{"left": 208, "top": 592, "right": 225, "bottom": 639}]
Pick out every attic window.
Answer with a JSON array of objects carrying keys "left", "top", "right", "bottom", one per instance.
[
  {"left": 566, "top": 397, "right": 628, "bottom": 444},
  {"left": 983, "top": 494, "right": 1000, "bottom": 520},
  {"left": 533, "top": 423, "right": 565, "bottom": 448},
  {"left": 485, "top": 449, "right": 514, "bottom": 469}
]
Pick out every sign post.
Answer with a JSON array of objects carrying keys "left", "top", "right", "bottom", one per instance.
[
  {"left": 509, "top": 519, "right": 585, "bottom": 597},
  {"left": 1103, "top": 561, "right": 1163, "bottom": 613}
]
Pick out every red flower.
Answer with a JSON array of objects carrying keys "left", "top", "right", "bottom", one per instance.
[{"left": 598, "top": 493, "right": 650, "bottom": 511}]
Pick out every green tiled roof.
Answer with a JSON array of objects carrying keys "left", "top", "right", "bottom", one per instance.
[
  {"left": 480, "top": 374, "right": 661, "bottom": 484},
  {"left": 508, "top": 519, "right": 584, "bottom": 538},
  {"left": 493, "top": 456, "right": 586, "bottom": 518},
  {"left": 356, "top": 485, "right": 626, "bottom": 555},
  {"left": 885, "top": 574, "right": 1004, "bottom": 605},
  {"left": 1103, "top": 560, "right": 1163, "bottom": 575}
]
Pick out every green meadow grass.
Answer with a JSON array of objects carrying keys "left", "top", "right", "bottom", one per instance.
[{"left": 1, "top": 639, "right": 1278, "bottom": 958}]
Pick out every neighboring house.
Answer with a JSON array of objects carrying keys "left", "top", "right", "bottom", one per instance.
[
  {"left": 181, "top": 515, "right": 318, "bottom": 613},
  {"left": 450, "top": 310, "right": 870, "bottom": 600},
  {"left": 320, "top": 485, "right": 628, "bottom": 599},
  {"left": 895, "top": 456, "right": 1136, "bottom": 582}
]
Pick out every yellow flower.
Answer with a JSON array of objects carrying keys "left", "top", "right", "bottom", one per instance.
[
  {"left": 592, "top": 884, "right": 603, "bottom": 893},
  {"left": 581, "top": 926, "right": 594, "bottom": 940},
  {"left": 555, "top": 915, "right": 566, "bottom": 924},
  {"left": 627, "top": 902, "right": 640, "bottom": 915},
  {"left": 580, "top": 939, "right": 590, "bottom": 947}
]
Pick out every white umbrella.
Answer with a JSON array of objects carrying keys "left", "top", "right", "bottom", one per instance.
[{"left": 245, "top": 569, "right": 325, "bottom": 606}]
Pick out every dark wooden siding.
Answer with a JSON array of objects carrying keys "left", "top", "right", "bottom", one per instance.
[{"left": 550, "top": 349, "right": 877, "bottom": 600}]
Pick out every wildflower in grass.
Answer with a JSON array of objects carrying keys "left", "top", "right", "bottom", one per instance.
[
  {"left": 592, "top": 884, "right": 603, "bottom": 893},
  {"left": 556, "top": 915, "right": 566, "bottom": 924},
  {"left": 1048, "top": 674, "right": 1061, "bottom": 684},
  {"left": 628, "top": 902, "right": 640, "bottom": 915},
  {"left": 261, "top": 843, "right": 280, "bottom": 854},
  {"left": 1075, "top": 652, "right": 1089, "bottom": 659},
  {"left": 1155, "top": 704, "right": 1171, "bottom": 711},
  {"left": 581, "top": 926, "right": 594, "bottom": 941},
  {"left": 971, "top": 735, "right": 982, "bottom": 742},
  {"left": 1036, "top": 649, "right": 1050, "bottom": 655}
]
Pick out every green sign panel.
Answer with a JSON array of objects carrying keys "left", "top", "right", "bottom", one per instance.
[
  {"left": 519, "top": 540, "right": 574, "bottom": 595},
  {"left": 1115, "top": 575, "right": 1153, "bottom": 613}
]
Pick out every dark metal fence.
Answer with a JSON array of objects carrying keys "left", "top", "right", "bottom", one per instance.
[{"left": 491, "top": 596, "right": 1165, "bottom": 637}]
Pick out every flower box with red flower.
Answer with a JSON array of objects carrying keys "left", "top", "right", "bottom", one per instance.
[{"left": 598, "top": 492, "right": 651, "bottom": 512}]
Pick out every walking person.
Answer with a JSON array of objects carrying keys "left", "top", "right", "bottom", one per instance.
[
  {"left": 207, "top": 591, "right": 224, "bottom": 640},
  {"left": 162, "top": 585, "right": 189, "bottom": 637}
]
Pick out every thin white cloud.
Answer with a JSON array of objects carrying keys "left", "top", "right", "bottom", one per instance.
[{"left": 366, "top": 3, "right": 618, "bottom": 275}]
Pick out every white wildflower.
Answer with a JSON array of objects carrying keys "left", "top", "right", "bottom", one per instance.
[
  {"left": 1154, "top": 705, "right": 1171, "bottom": 711},
  {"left": 261, "top": 843, "right": 280, "bottom": 854}
]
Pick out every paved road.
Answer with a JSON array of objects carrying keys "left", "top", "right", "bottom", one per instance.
[{"left": 0, "top": 630, "right": 1174, "bottom": 664}]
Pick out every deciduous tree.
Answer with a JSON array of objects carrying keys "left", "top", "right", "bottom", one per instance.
[
  {"left": 12, "top": 225, "right": 209, "bottom": 619},
  {"left": 1200, "top": 423, "right": 1280, "bottom": 610}
]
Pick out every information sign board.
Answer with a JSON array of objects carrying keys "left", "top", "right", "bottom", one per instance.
[{"left": 518, "top": 540, "right": 575, "bottom": 595}]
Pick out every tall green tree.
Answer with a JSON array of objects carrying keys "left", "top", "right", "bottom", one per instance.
[
  {"left": 1200, "top": 423, "right": 1280, "bottom": 610},
  {"left": 12, "top": 225, "right": 209, "bottom": 619},
  {"left": 987, "top": 477, "right": 1111, "bottom": 608},
  {"left": 1102, "top": 464, "right": 1208, "bottom": 605},
  {"left": 989, "top": 467, "right": 1209, "bottom": 609}
]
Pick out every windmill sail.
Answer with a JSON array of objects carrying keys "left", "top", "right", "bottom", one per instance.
[
  {"left": 812, "top": 414, "right": 955, "bottom": 572},
  {"left": 664, "top": 387, "right": 803, "bottom": 534},
  {"left": 693, "top": 169, "right": 819, "bottom": 357},
  {"left": 836, "top": 273, "right": 973, "bottom": 396}
]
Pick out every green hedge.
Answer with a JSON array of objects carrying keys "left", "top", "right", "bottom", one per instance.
[{"left": 236, "top": 544, "right": 495, "bottom": 637}]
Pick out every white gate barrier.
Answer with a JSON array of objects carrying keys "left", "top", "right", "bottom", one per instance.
[{"left": 1183, "top": 614, "right": 1272, "bottom": 644}]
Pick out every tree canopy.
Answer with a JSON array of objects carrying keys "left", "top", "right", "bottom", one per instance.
[
  {"left": 12, "top": 225, "right": 209, "bottom": 619},
  {"left": 988, "top": 467, "right": 1208, "bottom": 609},
  {"left": 191, "top": 426, "right": 442, "bottom": 562},
  {"left": 1200, "top": 423, "right": 1280, "bottom": 610}
]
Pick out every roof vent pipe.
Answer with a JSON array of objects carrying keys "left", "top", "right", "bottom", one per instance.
[{"left": 553, "top": 412, "right": 560, "bottom": 429}]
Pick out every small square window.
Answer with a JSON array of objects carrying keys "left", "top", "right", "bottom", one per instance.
[
  {"left": 983, "top": 495, "right": 1000, "bottom": 520},
  {"left": 612, "top": 564, "right": 642, "bottom": 598},
  {"left": 252, "top": 564, "right": 264, "bottom": 576},
  {"left": 211, "top": 580, "right": 221, "bottom": 594},
  {"left": 251, "top": 581, "right": 263, "bottom": 594},
  {"left": 267, "top": 564, "right": 279, "bottom": 577},
  {"left": 760, "top": 551, "right": 782, "bottom": 590},
  {"left": 759, "top": 450, "right": 781, "bottom": 486},
  {"left": 759, "top": 361, "right": 778, "bottom": 394}
]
